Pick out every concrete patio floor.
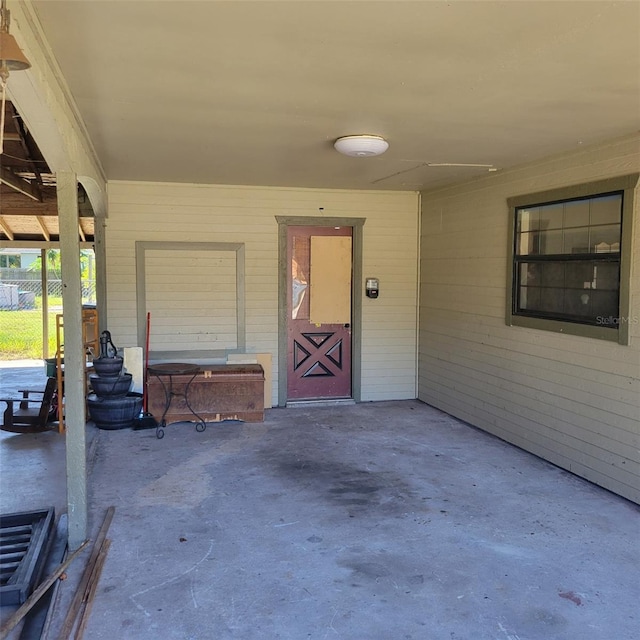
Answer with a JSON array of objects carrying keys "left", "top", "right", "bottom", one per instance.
[{"left": 1, "top": 362, "right": 638, "bottom": 640}]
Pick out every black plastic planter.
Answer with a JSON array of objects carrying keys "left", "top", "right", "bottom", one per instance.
[
  {"left": 88, "top": 373, "right": 132, "bottom": 398},
  {"left": 87, "top": 393, "right": 143, "bottom": 430}
]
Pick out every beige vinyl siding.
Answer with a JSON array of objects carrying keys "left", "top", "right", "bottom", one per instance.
[
  {"left": 106, "top": 182, "right": 419, "bottom": 406},
  {"left": 144, "top": 248, "right": 239, "bottom": 351},
  {"left": 419, "top": 134, "right": 640, "bottom": 503}
]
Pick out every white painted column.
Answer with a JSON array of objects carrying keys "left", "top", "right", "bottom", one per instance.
[
  {"left": 40, "top": 248, "right": 49, "bottom": 358},
  {"left": 93, "top": 213, "right": 108, "bottom": 334},
  {"left": 57, "top": 171, "right": 88, "bottom": 549}
]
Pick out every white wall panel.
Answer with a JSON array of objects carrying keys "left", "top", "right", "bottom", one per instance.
[{"left": 144, "top": 249, "right": 237, "bottom": 351}]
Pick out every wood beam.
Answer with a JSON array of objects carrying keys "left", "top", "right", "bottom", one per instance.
[
  {"left": 1, "top": 188, "right": 95, "bottom": 216},
  {"left": 0, "top": 167, "right": 42, "bottom": 202},
  {"left": 0, "top": 187, "right": 56, "bottom": 207},
  {"left": 7, "top": 101, "right": 46, "bottom": 186},
  {"left": 78, "top": 223, "right": 86, "bottom": 242},
  {"left": 0, "top": 217, "right": 15, "bottom": 240},
  {"left": 0, "top": 206, "right": 59, "bottom": 216},
  {"left": 36, "top": 216, "right": 51, "bottom": 241}
]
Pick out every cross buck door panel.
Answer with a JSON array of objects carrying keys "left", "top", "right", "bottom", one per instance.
[{"left": 287, "top": 226, "right": 352, "bottom": 400}]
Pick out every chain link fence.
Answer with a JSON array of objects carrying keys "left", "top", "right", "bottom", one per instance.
[{"left": 0, "top": 266, "right": 96, "bottom": 360}]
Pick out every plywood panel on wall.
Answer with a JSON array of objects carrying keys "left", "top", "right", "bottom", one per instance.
[
  {"left": 310, "top": 236, "right": 352, "bottom": 324},
  {"left": 418, "top": 134, "right": 640, "bottom": 503}
]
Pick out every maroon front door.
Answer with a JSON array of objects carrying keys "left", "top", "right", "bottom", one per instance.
[{"left": 287, "top": 226, "right": 352, "bottom": 400}]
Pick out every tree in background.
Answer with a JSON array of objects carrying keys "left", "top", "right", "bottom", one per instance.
[{"left": 28, "top": 249, "right": 94, "bottom": 280}]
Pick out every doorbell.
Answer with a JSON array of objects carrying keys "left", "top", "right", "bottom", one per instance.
[{"left": 366, "top": 278, "right": 379, "bottom": 299}]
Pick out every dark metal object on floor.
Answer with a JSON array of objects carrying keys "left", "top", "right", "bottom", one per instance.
[
  {"left": 0, "top": 508, "right": 55, "bottom": 606},
  {"left": 132, "top": 412, "right": 158, "bottom": 430},
  {"left": 146, "top": 363, "right": 207, "bottom": 439},
  {"left": 18, "top": 514, "right": 68, "bottom": 640}
]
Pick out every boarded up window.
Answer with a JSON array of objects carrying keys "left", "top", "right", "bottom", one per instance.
[
  {"left": 309, "top": 236, "right": 352, "bottom": 324},
  {"left": 139, "top": 244, "right": 243, "bottom": 353}
]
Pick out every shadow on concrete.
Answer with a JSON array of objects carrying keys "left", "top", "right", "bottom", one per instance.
[{"left": 1, "top": 362, "right": 638, "bottom": 639}]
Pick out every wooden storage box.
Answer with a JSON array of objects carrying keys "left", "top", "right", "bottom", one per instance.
[{"left": 147, "top": 364, "right": 264, "bottom": 424}]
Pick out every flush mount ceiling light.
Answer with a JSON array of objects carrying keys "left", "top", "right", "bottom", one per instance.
[{"left": 334, "top": 135, "right": 389, "bottom": 157}]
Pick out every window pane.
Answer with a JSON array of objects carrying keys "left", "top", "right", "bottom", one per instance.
[
  {"left": 590, "top": 290, "right": 618, "bottom": 320},
  {"left": 519, "top": 263, "right": 540, "bottom": 286},
  {"left": 538, "top": 229, "right": 563, "bottom": 254},
  {"left": 517, "top": 207, "right": 539, "bottom": 233},
  {"left": 540, "top": 262, "right": 565, "bottom": 287},
  {"left": 590, "top": 194, "right": 622, "bottom": 226},
  {"left": 593, "top": 263, "right": 619, "bottom": 291},
  {"left": 563, "top": 227, "right": 589, "bottom": 254},
  {"left": 515, "top": 258, "right": 620, "bottom": 324},
  {"left": 291, "top": 235, "right": 310, "bottom": 319},
  {"left": 564, "top": 289, "right": 592, "bottom": 317},
  {"left": 517, "top": 231, "right": 538, "bottom": 255},
  {"left": 539, "top": 203, "right": 563, "bottom": 230},
  {"left": 565, "top": 262, "right": 594, "bottom": 289},
  {"left": 564, "top": 200, "right": 590, "bottom": 228},
  {"left": 591, "top": 224, "right": 621, "bottom": 253},
  {"left": 518, "top": 286, "right": 540, "bottom": 311},
  {"left": 539, "top": 287, "right": 564, "bottom": 313}
]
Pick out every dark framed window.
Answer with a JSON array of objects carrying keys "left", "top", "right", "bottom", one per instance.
[
  {"left": 0, "top": 254, "right": 21, "bottom": 268},
  {"left": 506, "top": 174, "right": 638, "bottom": 344}
]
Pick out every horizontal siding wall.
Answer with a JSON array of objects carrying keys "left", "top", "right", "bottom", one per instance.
[
  {"left": 106, "top": 182, "right": 419, "bottom": 405},
  {"left": 419, "top": 134, "right": 640, "bottom": 503}
]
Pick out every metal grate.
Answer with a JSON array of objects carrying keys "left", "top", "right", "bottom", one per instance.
[{"left": 0, "top": 508, "right": 55, "bottom": 606}]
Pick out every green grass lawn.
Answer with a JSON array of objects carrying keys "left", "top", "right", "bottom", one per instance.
[{"left": 0, "top": 309, "right": 59, "bottom": 359}]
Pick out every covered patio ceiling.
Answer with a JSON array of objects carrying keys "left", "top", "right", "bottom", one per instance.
[
  {"left": 1, "top": 100, "right": 94, "bottom": 243},
  {"left": 1, "top": 1, "right": 639, "bottom": 243},
  {"left": 26, "top": 1, "right": 640, "bottom": 189}
]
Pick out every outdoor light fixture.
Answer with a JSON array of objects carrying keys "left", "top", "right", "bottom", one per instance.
[
  {"left": 334, "top": 135, "right": 389, "bottom": 157},
  {"left": 0, "top": 0, "right": 31, "bottom": 154}
]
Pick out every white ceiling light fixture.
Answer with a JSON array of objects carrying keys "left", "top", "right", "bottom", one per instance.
[{"left": 334, "top": 135, "right": 389, "bottom": 157}]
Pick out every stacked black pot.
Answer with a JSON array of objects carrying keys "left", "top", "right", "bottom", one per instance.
[{"left": 87, "top": 331, "right": 142, "bottom": 430}]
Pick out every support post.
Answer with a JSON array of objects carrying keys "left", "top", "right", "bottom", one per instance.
[
  {"left": 93, "top": 214, "right": 107, "bottom": 334},
  {"left": 57, "top": 171, "right": 87, "bottom": 550},
  {"left": 40, "top": 248, "right": 49, "bottom": 358}
]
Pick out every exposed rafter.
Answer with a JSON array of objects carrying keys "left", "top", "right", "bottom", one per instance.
[
  {"left": 0, "top": 216, "right": 14, "bottom": 240},
  {"left": 1, "top": 100, "right": 95, "bottom": 243},
  {"left": 0, "top": 166, "right": 42, "bottom": 201},
  {"left": 36, "top": 215, "right": 51, "bottom": 241},
  {"left": 8, "top": 101, "right": 45, "bottom": 189}
]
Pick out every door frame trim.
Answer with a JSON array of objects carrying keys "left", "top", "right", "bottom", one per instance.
[{"left": 276, "top": 216, "right": 365, "bottom": 407}]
